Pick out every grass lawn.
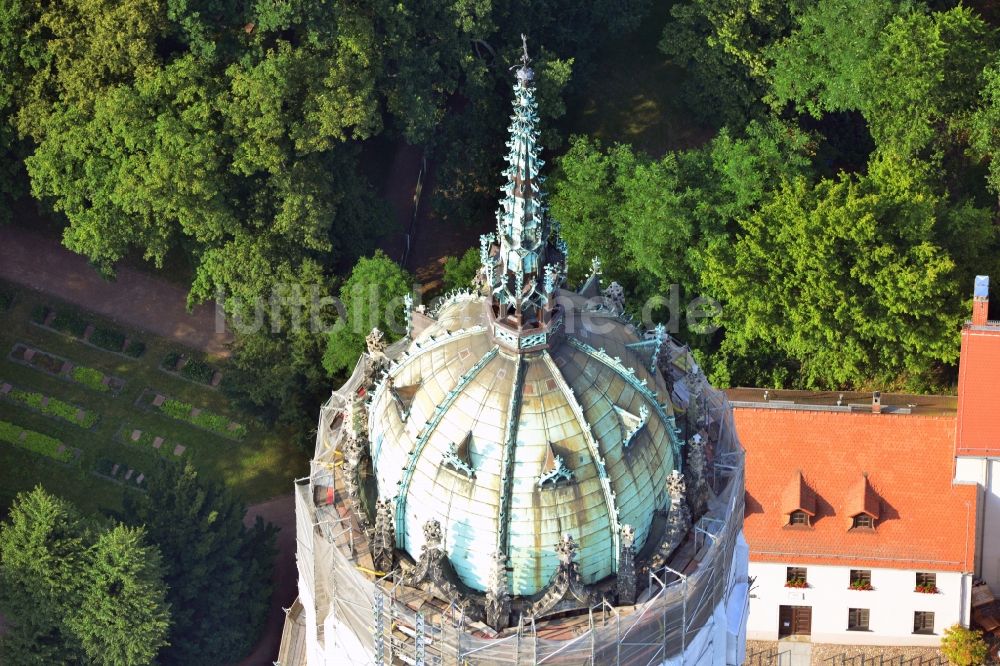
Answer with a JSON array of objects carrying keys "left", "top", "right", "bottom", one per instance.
[
  {"left": 561, "top": 2, "right": 716, "bottom": 157},
  {"left": 0, "top": 281, "right": 309, "bottom": 517}
]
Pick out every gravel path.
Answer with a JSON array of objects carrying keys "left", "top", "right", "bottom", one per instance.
[
  {"left": 0, "top": 225, "right": 232, "bottom": 356},
  {"left": 745, "top": 639, "right": 944, "bottom": 665}
]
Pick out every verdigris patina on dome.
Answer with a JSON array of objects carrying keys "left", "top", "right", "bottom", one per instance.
[
  {"left": 370, "top": 289, "right": 682, "bottom": 595},
  {"left": 367, "top": 40, "right": 683, "bottom": 597},
  {"left": 279, "top": 36, "right": 748, "bottom": 666}
]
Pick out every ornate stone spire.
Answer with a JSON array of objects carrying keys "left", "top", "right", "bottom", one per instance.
[
  {"left": 686, "top": 433, "right": 712, "bottom": 518},
  {"left": 484, "top": 550, "right": 511, "bottom": 630},
  {"left": 372, "top": 498, "right": 396, "bottom": 573},
  {"left": 482, "top": 35, "right": 566, "bottom": 344},
  {"left": 651, "top": 470, "right": 692, "bottom": 568},
  {"left": 616, "top": 524, "right": 637, "bottom": 605}
]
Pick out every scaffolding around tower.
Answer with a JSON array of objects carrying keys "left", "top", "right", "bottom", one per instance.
[{"left": 279, "top": 328, "right": 748, "bottom": 666}]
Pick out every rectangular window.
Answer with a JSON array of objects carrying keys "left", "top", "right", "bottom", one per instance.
[
  {"left": 849, "top": 569, "right": 872, "bottom": 589},
  {"left": 916, "top": 572, "right": 936, "bottom": 587},
  {"left": 789, "top": 511, "right": 810, "bottom": 526},
  {"left": 913, "top": 611, "right": 935, "bottom": 634},
  {"left": 786, "top": 567, "right": 807, "bottom": 583},
  {"left": 848, "top": 608, "right": 870, "bottom": 631},
  {"left": 852, "top": 514, "right": 874, "bottom": 529}
]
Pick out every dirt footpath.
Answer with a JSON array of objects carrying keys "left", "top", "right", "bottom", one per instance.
[{"left": 0, "top": 225, "right": 232, "bottom": 356}]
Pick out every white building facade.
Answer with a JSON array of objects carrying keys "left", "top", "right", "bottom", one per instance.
[{"left": 747, "top": 562, "right": 973, "bottom": 645}]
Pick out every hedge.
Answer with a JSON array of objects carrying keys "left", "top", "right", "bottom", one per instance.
[
  {"left": 31, "top": 305, "right": 51, "bottom": 324},
  {"left": 94, "top": 457, "right": 147, "bottom": 488},
  {"left": 31, "top": 304, "right": 146, "bottom": 358},
  {"left": 0, "top": 420, "right": 71, "bottom": 463},
  {"left": 89, "top": 327, "right": 126, "bottom": 352},
  {"left": 6, "top": 388, "right": 99, "bottom": 428},
  {"left": 157, "top": 398, "right": 245, "bottom": 439},
  {"left": 51, "top": 310, "right": 88, "bottom": 337},
  {"left": 181, "top": 359, "right": 214, "bottom": 384},
  {"left": 161, "top": 351, "right": 182, "bottom": 371},
  {"left": 71, "top": 366, "right": 109, "bottom": 392}
]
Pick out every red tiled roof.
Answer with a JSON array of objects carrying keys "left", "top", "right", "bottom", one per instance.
[
  {"left": 780, "top": 471, "right": 815, "bottom": 517},
  {"left": 736, "top": 407, "right": 977, "bottom": 571},
  {"left": 845, "top": 474, "right": 880, "bottom": 524},
  {"left": 956, "top": 326, "right": 1000, "bottom": 456}
]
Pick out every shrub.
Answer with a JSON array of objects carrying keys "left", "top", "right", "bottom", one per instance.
[
  {"left": 6, "top": 388, "right": 97, "bottom": 428},
  {"left": 161, "top": 351, "right": 182, "bottom": 371},
  {"left": 0, "top": 420, "right": 70, "bottom": 462},
  {"left": 161, "top": 399, "right": 193, "bottom": 420},
  {"left": 32, "top": 351, "right": 65, "bottom": 375},
  {"left": 11, "top": 389, "right": 44, "bottom": 410},
  {"left": 51, "top": 309, "right": 88, "bottom": 337},
  {"left": 156, "top": 396, "right": 244, "bottom": 438},
  {"left": 192, "top": 411, "right": 228, "bottom": 432},
  {"left": 124, "top": 340, "right": 146, "bottom": 358},
  {"left": 94, "top": 457, "right": 116, "bottom": 476},
  {"left": 940, "top": 624, "right": 988, "bottom": 666},
  {"left": 180, "top": 358, "right": 214, "bottom": 384},
  {"left": 89, "top": 327, "right": 126, "bottom": 352},
  {"left": 72, "top": 366, "right": 109, "bottom": 392},
  {"left": 31, "top": 305, "right": 51, "bottom": 324},
  {"left": 0, "top": 290, "right": 14, "bottom": 310},
  {"left": 0, "top": 421, "right": 21, "bottom": 441}
]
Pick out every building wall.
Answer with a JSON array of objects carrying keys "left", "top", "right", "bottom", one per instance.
[
  {"left": 955, "top": 457, "right": 1000, "bottom": 591},
  {"left": 747, "top": 562, "right": 971, "bottom": 646}
]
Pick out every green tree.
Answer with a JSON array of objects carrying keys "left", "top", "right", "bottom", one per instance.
[
  {"left": 940, "top": 624, "right": 989, "bottom": 666},
  {"left": 323, "top": 251, "right": 413, "bottom": 376},
  {"left": 0, "top": 487, "right": 85, "bottom": 664},
  {"left": 69, "top": 525, "right": 171, "bottom": 666},
  {"left": 767, "top": 0, "right": 898, "bottom": 117},
  {"left": 549, "top": 137, "right": 637, "bottom": 284},
  {"left": 442, "top": 247, "right": 482, "bottom": 291},
  {"left": 768, "top": 3, "right": 993, "bottom": 164},
  {"left": 659, "top": 0, "right": 801, "bottom": 124},
  {"left": 122, "top": 460, "right": 276, "bottom": 665},
  {"left": 704, "top": 172, "right": 963, "bottom": 389},
  {"left": 550, "top": 119, "right": 813, "bottom": 305},
  {"left": 969, "top": 54, "right": 1000, "bottom": 201},
  {"left": 865, "top": 6, "right": 992, "bottom": 163}
]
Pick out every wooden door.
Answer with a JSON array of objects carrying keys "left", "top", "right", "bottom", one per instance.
[
  {"left": 792, "top": 606, "right": 812, "bottom": 635},
  {"left": 778, "top": 605, "right": 812, "bottom": 637}
]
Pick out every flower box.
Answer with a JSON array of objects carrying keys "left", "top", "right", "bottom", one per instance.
[
  {"left": 850, "top": 580, "right": 874, "bottom": 591},
  {"left": 785, "top": 578, "right": 808, "bottom": 588},
  {"left": 915, "top": 584, "right": 939, "bottom": 594}
]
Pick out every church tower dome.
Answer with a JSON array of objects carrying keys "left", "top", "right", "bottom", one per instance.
[
  {"left": 283, "top": 35, "right": 748, "bottom": 666},
  {"left": 366, "top": 38, "right": 682, "bottom": 597}
]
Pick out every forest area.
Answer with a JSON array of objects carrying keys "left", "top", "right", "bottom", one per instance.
[{"left": 2, "top": 0, "right": 1000, "bottom": 448}]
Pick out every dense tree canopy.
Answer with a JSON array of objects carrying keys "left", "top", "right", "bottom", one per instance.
[
  {"left": 0, "top": 487, "right": 170, "bottom": 666},
  {"left": 122, "top": 460, "right": 276, "bottom": 665},
  {"left": 323, "top": 250, "right": 414, "bottom": 375},
  {"left": 703, "top": 173, "right": 963, "bottom": 389},
  {"left": 550, "top": 119, "right": 813, "bottom": 321},
  {"left": 3, "top": 0, "right": 1000, "bottom": 411}
]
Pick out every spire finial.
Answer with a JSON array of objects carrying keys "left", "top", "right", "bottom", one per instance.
[
  {"left": 484, "top": 37, "right": 566, "bottom": 349},
  {"left": 516, "top": 34, "right": 534, "bottom": 83}
]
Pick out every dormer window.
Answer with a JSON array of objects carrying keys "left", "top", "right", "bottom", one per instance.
[
  {"left": 782, "top": 471, "right": 816, "bottom": 527},
  {"left": 789, "top": 510, "right": 811, "bottom": 526},
  {"left": 852, "top": 514, "right": 874, "bottom": 529},
  {"left": 846, "top": 474, "right": 880, "bottom": 531}
]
